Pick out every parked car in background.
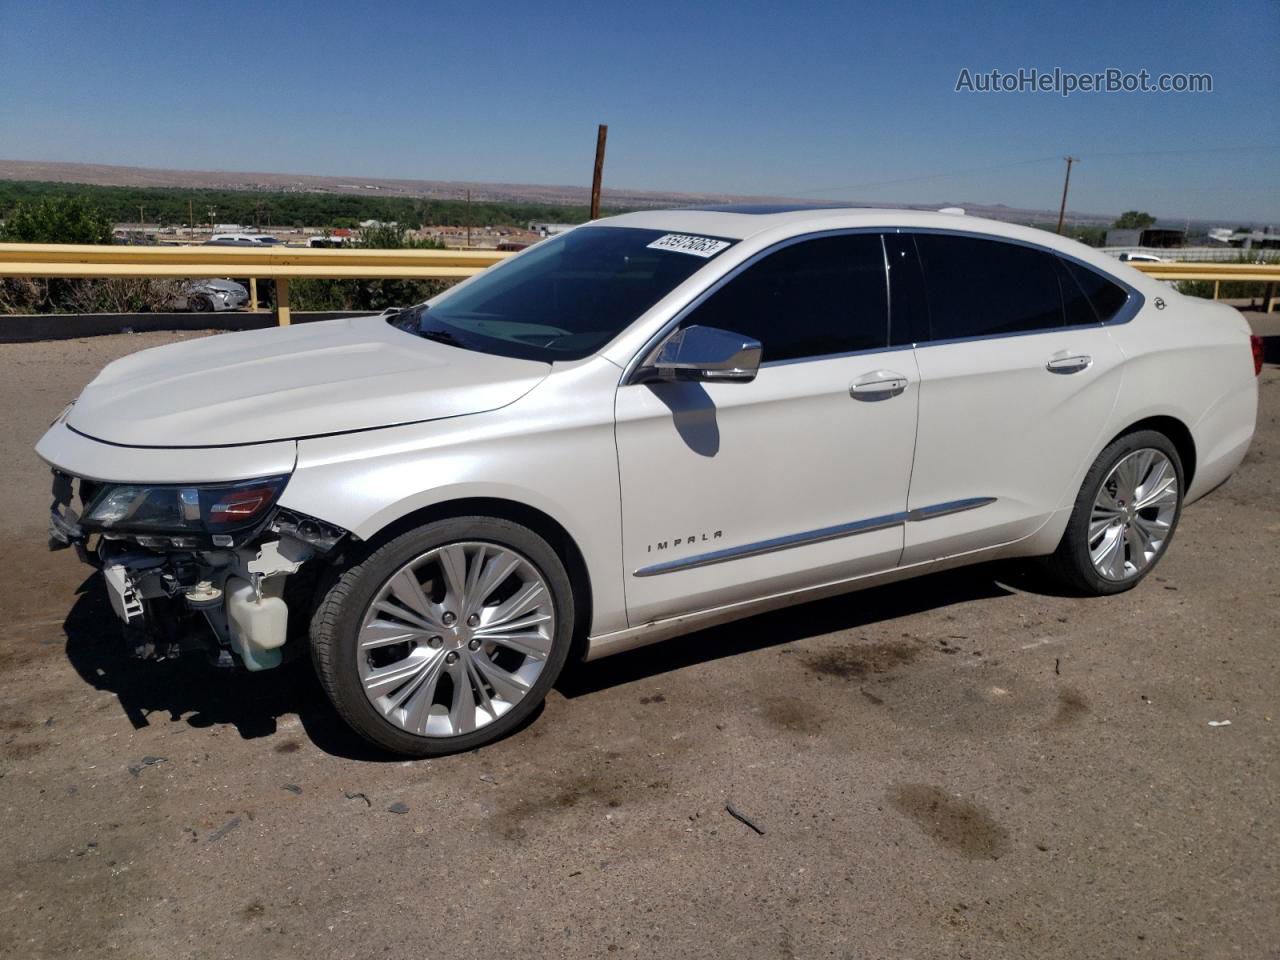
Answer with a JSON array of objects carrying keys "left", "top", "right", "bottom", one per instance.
[
  {"left": 207, "top": 234, "right": 282, "bottom": 246},
  {"left": 38, "top": 206, "right": 1260, "bottom": 756},
  {"left": 172, "top": 278, "right": 249, "bottom": 312},
  {"left": 1117, "top": 252, "right": 1165, "bottom": 263}
]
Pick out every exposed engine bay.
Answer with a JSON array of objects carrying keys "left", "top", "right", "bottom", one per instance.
[{"left": 49, "top": 470, "right": 349, "bottom": 671}]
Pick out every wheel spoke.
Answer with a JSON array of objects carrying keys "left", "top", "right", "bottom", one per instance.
[
  {"left": 362, "top": 655, "right": 425, "bottom": 696},
  {"left": 1126, "top": 522, "right": 1152, "bottom": 567},
  {"left": 479, "top": 630, "right": 551, "bottom": 661},
  {"left": 470, "top": 553, "right": 522, "bottom": 612},
  {"left": 486, "top": 581, "right": 546, "bottom": 627},
  {"left": 359, "top": 620, "right": 431, "bottom": 650},
  {"left": 464, "top": 655, "right": 496, "bottom": 718},
  {"left": 436, "top": 544, "right": 470, "bottom": 609},
  {"left": 1133, "top": 514, "right": 1169, "bottom": 543},
  {"left": 1090, "top": 526, "right": 1124, "bottom": 572},
  {"left": 387, "top": 570, "right": 439, "bottom": 626},
  {"left": 446, "top": 659, "right": 477, "bottom": 734},
  {"left": 400, "top": 654, "right": 448, "bottom": 731},
  {"left": 1136, "top": 478, "right": 1177, "bottom": 511},
  {"left": 471, "top": 653, "right": 531, "bottom": 702}
]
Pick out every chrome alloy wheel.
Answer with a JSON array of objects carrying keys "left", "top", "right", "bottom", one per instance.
[
  {"left": 356, "top": 542, "right": 556, "bottom": 738},
  {"left": 1088, "top": 448, "right": 1179, "bottom": 581}
]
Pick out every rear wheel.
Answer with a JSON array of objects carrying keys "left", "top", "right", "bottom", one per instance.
[
  {"left": 1047, "top": 430, "right": 1183, "bottom": 595},
  {"left": 311, "top": 517, "right": 574, "bottom": 756}
]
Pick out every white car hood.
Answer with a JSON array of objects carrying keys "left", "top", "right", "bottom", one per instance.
[{"left": 68, "top": 315, "right": 550, "bottom": 447}]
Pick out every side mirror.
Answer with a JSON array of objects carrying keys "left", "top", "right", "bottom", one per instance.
[{"left": 641, "top": 325, "right": 762, "bottom": 384}]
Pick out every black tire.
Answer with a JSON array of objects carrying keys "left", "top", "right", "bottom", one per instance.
[
  {"left": 1046, "top": 429, "right": 1184, "bottom": 595},
  {"left": 310, "top": 516, "right": 575, "bottom": 756},
  {"left": 189, "top": 294, "right": 213, "bottom": 312}
]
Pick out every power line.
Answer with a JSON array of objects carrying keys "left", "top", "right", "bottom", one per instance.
[{"left": 785, "top": 145, "right": 1280, "bottom": 199}]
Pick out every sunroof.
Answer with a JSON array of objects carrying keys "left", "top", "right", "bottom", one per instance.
[{"left": 680, "top": 203, "right": 860, "bottom": 214}]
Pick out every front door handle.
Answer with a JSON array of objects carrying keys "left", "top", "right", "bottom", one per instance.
[
  {"left": 1046, "top": 353, "right": 1092, "bottom": 374},
  {"left": 850, "top": 370, "right": 908, "bottom": 401}
]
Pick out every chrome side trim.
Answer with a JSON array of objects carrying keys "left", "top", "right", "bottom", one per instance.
[
  {"left": 905, "top": 496, "right": 996, "bottom": 521},
  {"left": 632, "top": 497, "right": 996, "bottom": 577}
]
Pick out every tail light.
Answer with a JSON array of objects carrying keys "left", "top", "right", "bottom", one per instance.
[{"left": 1251, "top": 335, "right": 1265, "bottom": 376}]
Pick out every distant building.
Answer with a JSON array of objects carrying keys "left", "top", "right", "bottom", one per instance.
[
  {"left": 529, "top": 222, "right": 573, "bottom": 237},
  {"left": 1105, "top": 227, "right": 1186, "bottom": 248},
  {"left": 359, "top": 219, "right": 398, "bottom": 229},
  {"left": 1207, "top": 226, "right": 1280, "bottom": 250}
]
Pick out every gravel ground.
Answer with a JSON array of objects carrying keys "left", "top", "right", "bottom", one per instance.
[{"left": 0, "top": 331, "right": 1276, "bottom": 960}]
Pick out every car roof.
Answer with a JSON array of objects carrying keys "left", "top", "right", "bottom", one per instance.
[{"left": 593, "top": 205, "right": 1124, "bottom": 264}]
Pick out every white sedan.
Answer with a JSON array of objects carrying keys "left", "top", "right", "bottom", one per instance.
[{"left": 37, "top": 206, "right": 1261, "bottom": 755}]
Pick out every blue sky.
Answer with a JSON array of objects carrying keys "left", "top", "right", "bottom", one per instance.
[{"left": 1, "top": 0, "right": 1276, "bottom": 221}]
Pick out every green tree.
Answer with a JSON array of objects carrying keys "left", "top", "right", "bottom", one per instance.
[
  {"left": 1113, "top": 210, "right": 1157, "bottom": 230},
  {"left": 0, "top": 195, "right": 113, "bottom": 244}
]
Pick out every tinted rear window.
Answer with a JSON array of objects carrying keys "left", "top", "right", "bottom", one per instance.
[{"left": 914, "top": 234, "right": 1065, "bottom": 340}]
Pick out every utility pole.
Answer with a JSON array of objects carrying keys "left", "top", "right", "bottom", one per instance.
[
  {"left": 465, "top": 189, "right": 471, "bottom": 247},
  {"left": 1055, "top": 156, "right": 1078, "bottom": 235},
  {"left": 188, "top": 199, "right": 194, "bottom": 241},
  {"left": 590, "top": 124, "right": 608, "bottom": 220}
]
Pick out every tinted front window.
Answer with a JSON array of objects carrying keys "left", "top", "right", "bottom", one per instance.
[
  {"left": 399, "top": 226, "right": 735, "bottom": 361},
  {"left": 681, "top": 234, "right": 888, "bottom": 363},
  {"left": 914, "top": 234, "right": 1065, "bottom": 340},
  {"left": 1062, "top": 259, "right": 1130, "bottom": 323}
]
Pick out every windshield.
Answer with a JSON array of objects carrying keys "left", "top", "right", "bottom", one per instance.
[{"left": 390, "top": 226, "right": 736, "bottom": 361}]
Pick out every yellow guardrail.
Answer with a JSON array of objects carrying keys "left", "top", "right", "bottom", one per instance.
[
  {"left": 0, "top": 243, "right": 1275, "bottom": 322},
  {"left": 0, "top": 243, "right": 513, "bottom": 323},
  {"left": 1130, "top": 261, "right": 1279, "bottom": 311}
]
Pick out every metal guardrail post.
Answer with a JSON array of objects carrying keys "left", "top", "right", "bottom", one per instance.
[
  {"left": 250, "top": 278, "right": 259, "bottom": 312},
  {"left": 276, "top": 278, "right": 291, "bottom": 326}
]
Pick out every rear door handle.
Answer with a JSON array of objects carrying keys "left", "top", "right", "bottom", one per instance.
[
  {"left": 850, "top": 370, "right": 908, "bottom": 401},
  {"left": 1046, "top": 353, "right": 1092, "bottom": 375}
]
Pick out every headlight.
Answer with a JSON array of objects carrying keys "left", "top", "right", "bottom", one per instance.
[{"left": 84, "top": 476, "right": 289, "bottom": 534}]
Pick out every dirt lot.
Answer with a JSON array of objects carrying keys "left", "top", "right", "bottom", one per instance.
[{"left": 0, "top": 331, "right": 1276, "bottom": 960}]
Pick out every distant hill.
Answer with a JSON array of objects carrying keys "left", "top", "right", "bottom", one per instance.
[{"left": 0, "top": 158, "right": 1126, "bottom": 227}]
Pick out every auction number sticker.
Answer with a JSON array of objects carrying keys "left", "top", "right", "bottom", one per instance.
[{"left": 646, "top": 233, "right": 731, "bottom": 258}]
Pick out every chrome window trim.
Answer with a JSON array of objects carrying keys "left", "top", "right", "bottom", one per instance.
[
  {"left": 618, "top": 225, "right": 1143, "bottom": 385},
  {"left": 620, "top": 227, "right": 891, "bottom": 386},
  {"left": 632, "top": 497, "right": 995, "bottom": 577}
]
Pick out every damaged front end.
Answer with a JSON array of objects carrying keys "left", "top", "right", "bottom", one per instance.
[{"left": 49, "top": 470, "right": 349, "bottom": 671}]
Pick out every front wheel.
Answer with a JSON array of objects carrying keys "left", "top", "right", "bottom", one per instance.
[
  {"left": 1047, "top": 430, "right": 1184, "bottom": 595},
  {"left": 311, "top": 517, "right": 575, "bottom": 756}
]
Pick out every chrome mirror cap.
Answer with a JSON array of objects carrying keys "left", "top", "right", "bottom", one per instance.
[{"left": 642, "top": 325, "right": 762, "bottom": 384}]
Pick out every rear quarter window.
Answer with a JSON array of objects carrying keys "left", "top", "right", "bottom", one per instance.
[{"left": 1061, "top": 259, "right": 1131, "bottom": 323}]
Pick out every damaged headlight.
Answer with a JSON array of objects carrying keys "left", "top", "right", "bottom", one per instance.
[{"left": 83, "top": 476, "right": 289, "bottom": 535}]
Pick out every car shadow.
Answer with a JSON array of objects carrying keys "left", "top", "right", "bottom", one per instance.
[
  {"left": 61, "top": 558, "right": 1061, "bottom": 758},
  {"left": 61, "top": 573, "right": 399, "bottom": 762},
  {"left": 556, "top": 560, "right": 1056, "bottom": 698}
]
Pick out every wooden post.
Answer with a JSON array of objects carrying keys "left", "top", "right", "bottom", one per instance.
[
  {"left": 250, "top": 277, "right": 259, "bottom": 312},
  {"left": 276, "top": 277, "right": 291, "bottom": 326},
  {"left": 1055, "top": 156, "right": 1077, "bottom": 235},
  {"left": 590, "top": 124, "right": 608, "bottom": 220}
]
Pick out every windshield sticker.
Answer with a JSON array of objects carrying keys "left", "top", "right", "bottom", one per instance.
[{"left": 646, "top": 233, "right": 731, "bottom": 258}]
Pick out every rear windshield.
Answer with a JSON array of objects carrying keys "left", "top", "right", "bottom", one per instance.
[{"left": 392, "top": 226, "right": 736, "bottom": 361}]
